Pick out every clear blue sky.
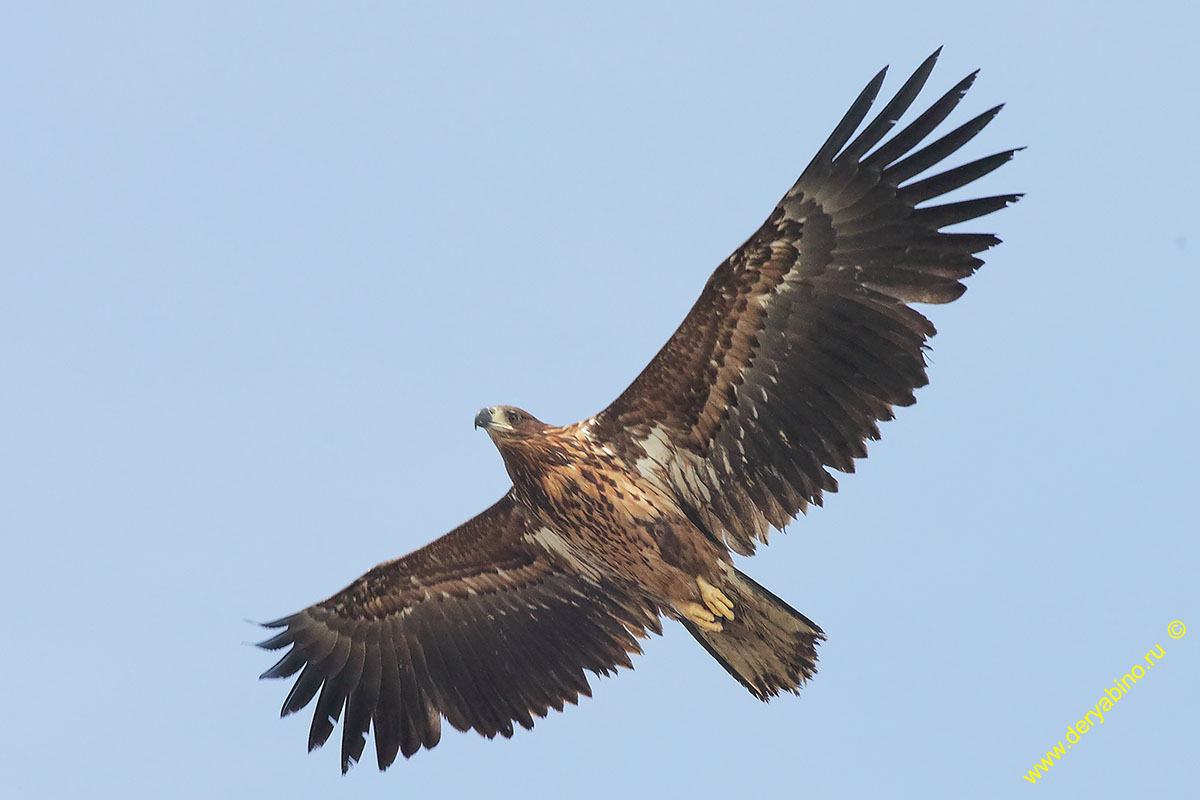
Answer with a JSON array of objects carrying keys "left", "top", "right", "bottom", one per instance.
[{"left": 2, "top": 2, "right": 1196, "bottom": 798}]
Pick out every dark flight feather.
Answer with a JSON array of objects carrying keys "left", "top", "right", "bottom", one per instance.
[
  {"left": 594, "top": 51, "right": 1019, "bottom": 555},
  {"left": 259, "top": 493, "right": 657, "bottom": 771}
]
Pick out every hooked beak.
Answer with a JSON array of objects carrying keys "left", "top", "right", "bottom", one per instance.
[{"left": 475, "top": 407, "right": 515, "bottom": 433}]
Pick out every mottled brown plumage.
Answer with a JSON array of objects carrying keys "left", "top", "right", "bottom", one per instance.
[{"left": 258, "top": 49, "right": 1019, "bottom": 772}]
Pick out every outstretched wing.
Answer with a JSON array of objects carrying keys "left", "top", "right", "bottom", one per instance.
[
  {"left": 258, "top": 492, "right": 661, "bottom": 772},
  {"left": 592, "top": 49, "right": 1019, "bottom": 555}
]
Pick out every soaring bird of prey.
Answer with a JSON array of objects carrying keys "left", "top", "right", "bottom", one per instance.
[{"left": 258, "top": 49, "right": 1019, "bottom": 772}]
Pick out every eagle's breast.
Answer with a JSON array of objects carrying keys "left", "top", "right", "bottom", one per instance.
[{"left": 499, "top": 423, "right": 680, "bottom": 547}]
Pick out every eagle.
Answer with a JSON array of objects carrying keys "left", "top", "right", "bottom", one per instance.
[{"left": 257, "top": 48, "right": 1019, "bottom": 772}]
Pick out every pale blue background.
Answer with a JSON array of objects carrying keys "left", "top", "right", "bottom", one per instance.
[{"left": 2, "top": 2, "right": 1197, "bottom": 798}]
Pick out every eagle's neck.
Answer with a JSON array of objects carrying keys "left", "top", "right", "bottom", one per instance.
[{"left": 493, "top": 424, "right": 578, "bottom": 506}]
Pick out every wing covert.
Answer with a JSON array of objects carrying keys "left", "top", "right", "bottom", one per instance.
[{"left": 592, "top": 49, "right": 1019, "bottom": 555}]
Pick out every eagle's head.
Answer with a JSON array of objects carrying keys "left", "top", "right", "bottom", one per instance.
[{"left": 474, "top": 406, "right": 544, "bottom": 440}]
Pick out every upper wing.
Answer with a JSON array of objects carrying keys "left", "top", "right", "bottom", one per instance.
[
  {"left": 591, "top": 50, "right": 1019, "bottom": 555},
  {"left": 258, "top": 492, "right": 661, "bottom": 772}
]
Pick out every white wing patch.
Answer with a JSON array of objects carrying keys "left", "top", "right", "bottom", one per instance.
[
  {"left": 633, "top": 424, "right": 716, "bottom": 504},
  {"left": 525, "top": 526, "right": 605, "bottom": 583},
  {"left": 633, "top": 424, "right": 674, "bottom": 485}
]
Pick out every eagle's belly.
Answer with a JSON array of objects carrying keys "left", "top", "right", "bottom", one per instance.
[{"left": 516, "top": 452, "right": 727, "bottom": 601}]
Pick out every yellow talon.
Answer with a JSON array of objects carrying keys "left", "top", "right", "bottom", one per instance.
[
  {"left": 677, "top": 601, "right": 724, "bottom": 632},
  {"left": 697, "top": 576, "right": 734, "bottom": 620}
]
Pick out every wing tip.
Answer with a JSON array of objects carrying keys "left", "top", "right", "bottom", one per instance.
[
  {"left": 952, "top": 69, "right": 981, "bottom": 101},
  {"left": 256, "top": 629, "right": 297, "bottom": 653},
  {"left": 918, "top": 46, "right": 944, "bottom": 75}
]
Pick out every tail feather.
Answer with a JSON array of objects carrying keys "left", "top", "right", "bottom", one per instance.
[{"left": 684, "top": 565, "right": 825, "bottom": 700}]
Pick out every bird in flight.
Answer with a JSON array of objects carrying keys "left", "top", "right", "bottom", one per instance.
[{"left": 258, "top": 48, "right": 1019, "bottom": 772}]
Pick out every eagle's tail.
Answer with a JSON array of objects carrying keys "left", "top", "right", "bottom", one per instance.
[{"left": 682, "top": 564, "right": 825, "bottom": 700}]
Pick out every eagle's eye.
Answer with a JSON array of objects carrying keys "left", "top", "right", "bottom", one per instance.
[{"left": 506, "top": 410, "right": 522, "bottom": 425}]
